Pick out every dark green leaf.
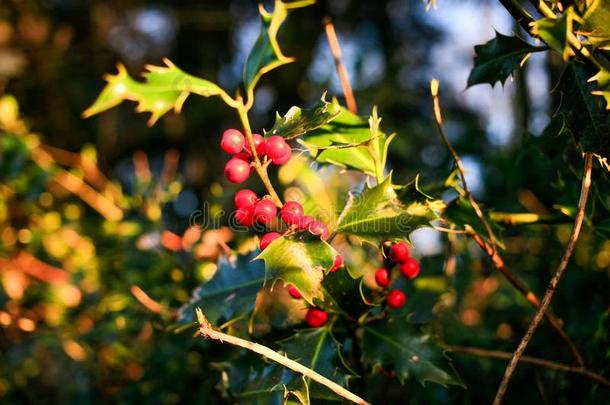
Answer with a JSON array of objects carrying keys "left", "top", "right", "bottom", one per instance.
[
  {"left": 83, "top": 59, "right": 229, "bottom": 125},
  {"left": 442, "top": 196, "right": 505, "bottom": 249},
  {"left": 267, "top": 95, "right": 342, "bottom": 140},
  {"left": 243, "top": 0, "right": 314, "bottom": 92},
  {"left": 362, "top": 317, "right": 462, "bottom": 387},
  {"left": 178, "top": 252, "right": 265, "bottom": 324},
  {"left": 467, "top": 31, "right": 543, "bottom": 87},
  {"left": 256, "top": 234, "right": 338, "bottom": 305},
  {"left": 335, "top": 176, "right": 438, "bottom": 245}
]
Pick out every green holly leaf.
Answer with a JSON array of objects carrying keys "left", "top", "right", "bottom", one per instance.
[
  {"left": 267, "top": 95, "right": 342, "bottom": 140},
  {"left": 579, "top": 0, "right": 610, "bottom": 49},
  {"left": 299, "top": 107, "right": 394, "bottom": 177},
  {"left": 589, "top": 68, "right": 610, "bottom": 109},
  {"left": 178, "top": 252, "right": 265, "bottom": 324},
  {"left": 321, "top": 266, "right": 367, "bottom": 316},
  {"left": 83, "top": 58, "right": 230, "bottom": 126},
  {"left": 442, "top": 196, "right": 505, "bottom": 249},
  {"left": 256, "top": 234, "right": 338, "bottom": 305},
  {"left": 362, "top": 317, "right": 462, "bottom": 387},
  {"left": 550, "top": 62, "right": 610, "bottom": 157},
  {"left": 222, "top": 352, "right": 286, "bottom": 404},
  {"left": 243, "top": 0, "right": 314, "bottom": 92},
  {"left": 335, "top": 176, "right": 438, "bottom": 245},
  {"left": 467, "top": 31, "right": 544, "bottom": 87},
  {"left": 530, "top": 10, "right": 575, "bottom": 60},
  {"left": 278, "top": 327, "right": 352, "bottom": 403}
]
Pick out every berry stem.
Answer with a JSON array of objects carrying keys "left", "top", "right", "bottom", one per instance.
[{"left": 235, "top": 98, "right": 283, "bottom": 207}]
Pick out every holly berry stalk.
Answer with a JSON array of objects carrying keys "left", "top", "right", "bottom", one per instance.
[{"left": 235, "top": 97, "right": 283, "bottom": 207}]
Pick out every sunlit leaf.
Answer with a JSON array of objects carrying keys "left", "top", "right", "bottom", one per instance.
[
  {"left": 589, "top": 67, "right": 610, "bottom": 109},
  {"left": 178, "top": 252, "right": 265, "bottom": 324},
  {"left": 243, "top": 0, "right": 315, "bottom": 92},
  {"left": 467, "top": 31, "right": 544, "bottom": 87},
  {"left": 335, "top": 176, "right": 438, "bottom": 245},
  {"left": 530, "top": 10, "right": 576, "bottom": 61},
  {"left": 83, "top": 58, "right": 229, "bottom": 126},
  {"left": 267, "top": 95, "right": 341, "bottom": 140},
  {"left": 256, "top": 234, "right": 337, "bottom": 305},
  {"left": 362, "top": 317, "right": 462, "bottom": 387},
  {"left": 579, "top": 0, "right": 610, "bottom": 49}
]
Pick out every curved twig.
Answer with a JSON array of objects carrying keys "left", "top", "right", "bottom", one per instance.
[
  {"left": 493, "top": 152, "right": 594, "bottom": 405},
  {"left": 324, "top": 18, "right": 358, "bottom": 114},
  {"left": 196, "top": 308, "right": 370, "bottom": 405}
]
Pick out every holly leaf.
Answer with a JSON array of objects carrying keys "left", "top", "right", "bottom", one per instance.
[
  {"left": 243, "top": 0, "right": 314, "bottom": 92},
  {"left": 255, "top": 234, "right": 337, "bottom": 305},
  {"left": 299, "top": 108, "right": 394, "bottom": 177},
  {"left": 579, "top": 0, "right": 610, "bottom": 49},
  {"left": 550, "top": 62, "right": 610, "bottom": 157},
  {"left": 335, "top": 176, "right": 438, "bottom": 245},
  {"left": 442, "top": 196, "right": 505, "bottom": 249},
  {"left": 589, "top": 67, "right": 610, "bottom": 109},
  {"left": 278, "top": 327, "right": 352, "bottom": 403},
  {"left": 467, "top": 31, "right": 544, "bottom": 87},
  {"left": 83, "top": 58, "right": 229, "bottom": 126},
  {"left": 530, "top": 10, "right": 575, "bottom": 61},
  {"left": 178, "top": 252, "right": 265, "bottom": 324},
  {"left": 267, "top": 95, "right": 342, "bottom": 140},
  {"left": 362, "top": 317, "right": 462, "bottom": 387},
  {"left": 222, "top": 352, "right": 286, "bottom": 404}
]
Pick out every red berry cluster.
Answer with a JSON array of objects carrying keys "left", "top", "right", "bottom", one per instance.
[
  {"left": 221, "top": 128, "right": 292, "bottom": 184},
  {"left": 373, "top": 241, "right": 421, "bottom": 309}
]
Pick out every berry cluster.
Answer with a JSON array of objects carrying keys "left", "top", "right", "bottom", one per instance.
[
  {"left": 223, "top": 127, "right": 342, "bottom": 329},
  {"left": 374, "top": 241, "right": 420, "bottom": 309},
  {"left": 221, "top": 129, "right": 292, "bottom": 184}
]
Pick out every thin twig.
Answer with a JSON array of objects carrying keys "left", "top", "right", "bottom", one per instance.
[
  {"left": 447, "top": 345, "right": 610, "bottom": 388},
  {"left": 324, "top": 18, "right": 358, "bottom": 114},
  {"left": 493, "top": 152, "right": 594, "bottom": 405},
  {"left": 196, "top": 308, "right": 370, "bottom": 405},
  {"left": 431, "top": 80, "right": 584, "bottom": 366}
]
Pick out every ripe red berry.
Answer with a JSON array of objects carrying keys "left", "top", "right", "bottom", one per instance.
[
  {"left": 389, "top": 242, "right": 410, "bottom": 263},
  {"left": 387, "top": 289, "right": 406, "bottom": 309},
  {"left": 253, "top": 199, "right": 277, "bottom": 225},
  {"left": 280, "top": 201, "right": 304, "bottom": 226},
  {"left": 375, "top": 267, "right": 390, "bottom": 288},
  {"left": 234, "top": 189, "right": 257, "bottom": 210},
  {"left": 399, "top": 257, "right": 420, "bottom": 279},
  {"left": 235, "top": 207, "right": 254, "bottom": 227},
  {"left": 224, "top": 158, "right": 250, "bottom": 183},
  {"left": 260, "top": 232, "right": 281, "bottom": 250},
  {"left": 299, "top": 215, "right": 314, "bottom": 230},
  {"left": 252, "top": 133, "right": 266, "bottom": 156},
  {"left": 233, "top": 151, "right": 251, "bottom": 162},
  {"left": 308, "top": 220, "right": 329, "bottom": 239},
  {"left": 265, "top": 136, "right": 291, "bottom": 165},
  {"left": 305, "top": 308, "right": 327, "bottom": 328},
  {"left": 220, "top": 129, "right": 245, "bottom": 154},
  {"left": 287, "top": 285, "right": 302, "bottom": 299},
  {"left": 329, "top": 255, "right": 343, "bottom": 273}
]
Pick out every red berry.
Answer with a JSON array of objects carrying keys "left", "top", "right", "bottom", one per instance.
[
  {"left": 221, "top": 129, "right": 245, "bottom": 154},
  {"left": 287, "top": 285, "right": 302, "bottom": 299},
  {"left": 375, "top": 267, "right": 390, "bottom": 288},
  {"left": 308, "top": 220, "right": 329, "bottom": 239},
  {"left": 305, "top": 308, "right": 327, "bottom": 328},
  {"left": 234, "top": 189, "right": 258, "bottom": 209},
  {"left": 253, "top": 199, "right": 277, "bottom": 225},
  {"left": 280, "top": 201, "right": 304, "bottom": 226},
  {"left": 329, "top": 255, "right": 343, "bottom": 272},
  {"left": 389, "top": 242, "right": 410, "bottom": 263},
  {"left": 399, "top": 257, "right": 420, "bottom": 279},
  {"left": 224, "top": 158, "right": 250, "bottom": 183},
  {"left": 265, "top": 136, "right": 291, "bottom": 165},
  {"left": 233, "top": 151, "right": 251, "bottom": 162},
  {"left": 387, "top": 289, "right": 406, "bottom": 309},
  {"left": 260, "top": 232, "right": 281, "bottom": 250},
  {"left": 299, "top": 215, "right": 315, "bottom": 229},
  {"left": 252, "top": 133, "right": 266, "bottom": 156},
  {"left": 235, "top": 207, "right": 254, "bottom": 227}
]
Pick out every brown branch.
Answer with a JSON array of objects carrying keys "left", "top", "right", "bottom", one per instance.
[
  {"left": 196, "top": 308, "right": 370, "bottom": 405},
  {"left": 447, "top": 345, "right": 610, "bottom": 388},
  {"left": 0, "top": 251, "right": 70, "bottom": 285},
  {"left": 324, "top": 18, "right": 358, "bottom": 114},
  {"left": 431, "top": 80, "right": 584, "bottom": 366},
  {"left": 493, "top": 152, "right": 594, "bottom": 405}
]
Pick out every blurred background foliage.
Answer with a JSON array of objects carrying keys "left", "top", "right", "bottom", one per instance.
[{"left": 0, "top": 0, "right": 608, "bottom": 403}]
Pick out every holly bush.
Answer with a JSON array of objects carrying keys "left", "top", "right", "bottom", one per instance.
[{"left": 1, "top": 0, "right": 609, "bottom": 404}]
